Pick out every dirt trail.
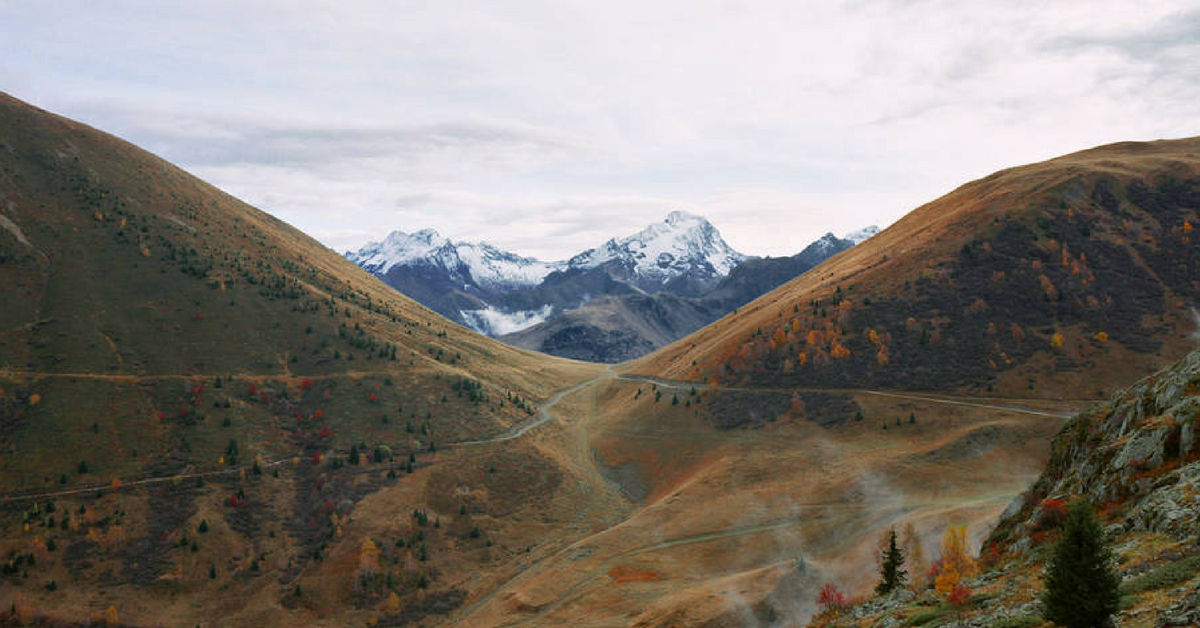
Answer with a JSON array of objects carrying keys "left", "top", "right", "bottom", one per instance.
[
  {"left": 445, "top": 374, "right": 1075, "bottom": 626},
  {"left": 1, "top": 458, "right": 292, "bottom": 504},
  {"left": 451, "top": 367, "right": 615, "bottom": 446},
  {"left": 0, "top": 368, "right": 610, "bottom": 504},
  {"left": 615, "top": 374, "right": 1080, "bottom": 419},
  {"left": 471, "top": 490, "right": 1010, "bottom": 628}
]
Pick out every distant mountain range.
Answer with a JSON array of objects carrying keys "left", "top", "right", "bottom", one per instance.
[{"left": 347, "top": 212, "right": 876, "bottom": 361}]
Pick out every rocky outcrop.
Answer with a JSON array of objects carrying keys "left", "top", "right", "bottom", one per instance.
[
  {"left": 1158, "top": 583, "right": 1200, "bottom": 627},
  {"left": 991, "top": 350, "right": 1200, "bottom": 547}
]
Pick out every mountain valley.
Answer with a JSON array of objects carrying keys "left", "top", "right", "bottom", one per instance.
[{"left": 0, "top": 91, "right": 1198, "bottom": 628}]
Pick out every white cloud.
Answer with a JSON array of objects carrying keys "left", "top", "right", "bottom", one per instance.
[{"left": 2, "top": 0, "right": 1198, "bottom": 259}]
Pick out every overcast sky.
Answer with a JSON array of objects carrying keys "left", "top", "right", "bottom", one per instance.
[{"left": 3, "top": 1, "right": 1199, "bottom": 259}]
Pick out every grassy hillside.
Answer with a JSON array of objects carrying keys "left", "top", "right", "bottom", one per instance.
[
  {"left": 630, "top": 138, "right": 1200, "bottom": 398},
  {"left": 0, "top": 92, "right": 604, "bottom": 627},
  {"left": 0, "top": 90, "right": 598, "bottom": 481}
]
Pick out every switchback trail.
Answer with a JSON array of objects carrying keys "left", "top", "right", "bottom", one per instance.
[{"left": 449, "top": 367, "right": 615, "bottom": 446}]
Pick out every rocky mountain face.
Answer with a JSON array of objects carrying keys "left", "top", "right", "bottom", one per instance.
[
  {"left": 349, "top": 211, "right": 872, "bottom": 360},
  {"left": 819, "top": 350, "right": 1200, "bottom": 628},
  {"left": 501, "top": 231, "right": 864, "bottom": 362},
  {"left": 990, "top": 348, "right": 1200, "bottom": 551},
  {"left": 564, "top": 210, "right": 747, "bottom": 295}
]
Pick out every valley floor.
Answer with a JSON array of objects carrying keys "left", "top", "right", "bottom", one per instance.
[
  {"left": 0, "top": 365, "right": 1083, "bottom": 628},
  {"left": 423, "top": 369, "right": 1085, "bottom": 627}
]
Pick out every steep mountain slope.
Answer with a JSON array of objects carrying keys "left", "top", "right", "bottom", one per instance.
[
  {"left": 820, "top": 349, "right": 1200, "bottom": 628},
  {"left": 502, "top": 232, "right": 861, "bottom": 362},
  {"left": 0, "top": 92, "right": 604, "bottom": 627},
  {"left": 632, "top": 137, "right": 1200, "bottom": 398}
]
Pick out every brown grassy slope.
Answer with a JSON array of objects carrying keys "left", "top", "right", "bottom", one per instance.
[
  {"left": 629, "top": 138, "right": 1200, "bottom": 397},
  {"left": 444, "top": 376, "right": 1081, "bottom": 628},
  {"left": 0, "top": 92, "right": 610, "bottom": 627},
  {"left": 0, "top": 89, "right": 595, "bottom": 435}
]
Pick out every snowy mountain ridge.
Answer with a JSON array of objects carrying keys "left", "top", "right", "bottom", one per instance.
[
  {"left": 346, "top": 211, "right": 748, "bottom": 295},
  {"left": 346, "top": 213, "right": 879, "bottom": 343},
  {"left": 346, "top": 228, "right": 564, "bottom": 292}
]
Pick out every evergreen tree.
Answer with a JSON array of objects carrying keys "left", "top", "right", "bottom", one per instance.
[
  {"left": 876, "top": 529, "right": 907, "bottom": 595},
  {"left": 1042, "top": 501, "right": 1119, "bottom": 628}
]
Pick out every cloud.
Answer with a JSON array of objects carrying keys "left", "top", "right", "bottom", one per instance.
[{"left": 2, "top": 0, "right": 1198, "bottom": 259}]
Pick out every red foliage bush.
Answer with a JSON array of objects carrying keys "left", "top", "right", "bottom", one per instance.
[
  {"left": 980, "top": 542, "right": 1003, "bottom": 568},
  {"left": 227, "top": 494, "right": 248, "bottom": 508},
  {"left": 926, "top": 559, "right": 942, "bottom": 582},
  {"left": 817, "top": 583, "right": 846, "bottom": 613},
  {"left": 948, "top": 585, "right": 972, "bottom": 607},
  {"left": 300, "top": 378, "right": 314, "bottom": 391},
  {"left": 1035, "top": 499, "right": 1068, "bottom": 530}
]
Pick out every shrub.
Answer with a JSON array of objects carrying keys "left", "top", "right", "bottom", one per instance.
[
  {"left": 1119, "top": 555, "right": 1200, "bottom": 595},
  {"left": 906, "top": 608, "right": 948, "bottom": 626},
  {"left": 817, "top": 583, "right": 846, "bottom": 614}
]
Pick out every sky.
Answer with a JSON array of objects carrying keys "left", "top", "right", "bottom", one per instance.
[{"left": 2, "top": 1, "right": 1199, "bottom": 260}]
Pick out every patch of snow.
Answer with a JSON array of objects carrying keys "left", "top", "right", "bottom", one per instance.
[
  {"left": 843, "top": 225, "right": 880, "bottom": 244},
  {"left": 460, "top": 305, "right": 555, "bottom": 336}
]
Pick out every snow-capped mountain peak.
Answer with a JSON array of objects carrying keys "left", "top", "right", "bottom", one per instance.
[{"left": 567, "top": 211, "right": 746, "bottom": 289}]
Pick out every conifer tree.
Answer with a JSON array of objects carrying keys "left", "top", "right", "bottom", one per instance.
[
  {"left": 876, "top": 529, "right": 907, "bottom": 594},
  {"left": 1042, "top": 501, "right": 1119, "bottom": 628}
]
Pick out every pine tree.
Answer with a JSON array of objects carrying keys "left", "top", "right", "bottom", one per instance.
[
  {"left": 876, "top": 529, "right": 907, "bottom": 595},
  {"left": 1042, "top": 501, "right": 1119, "bottom": 628}
]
